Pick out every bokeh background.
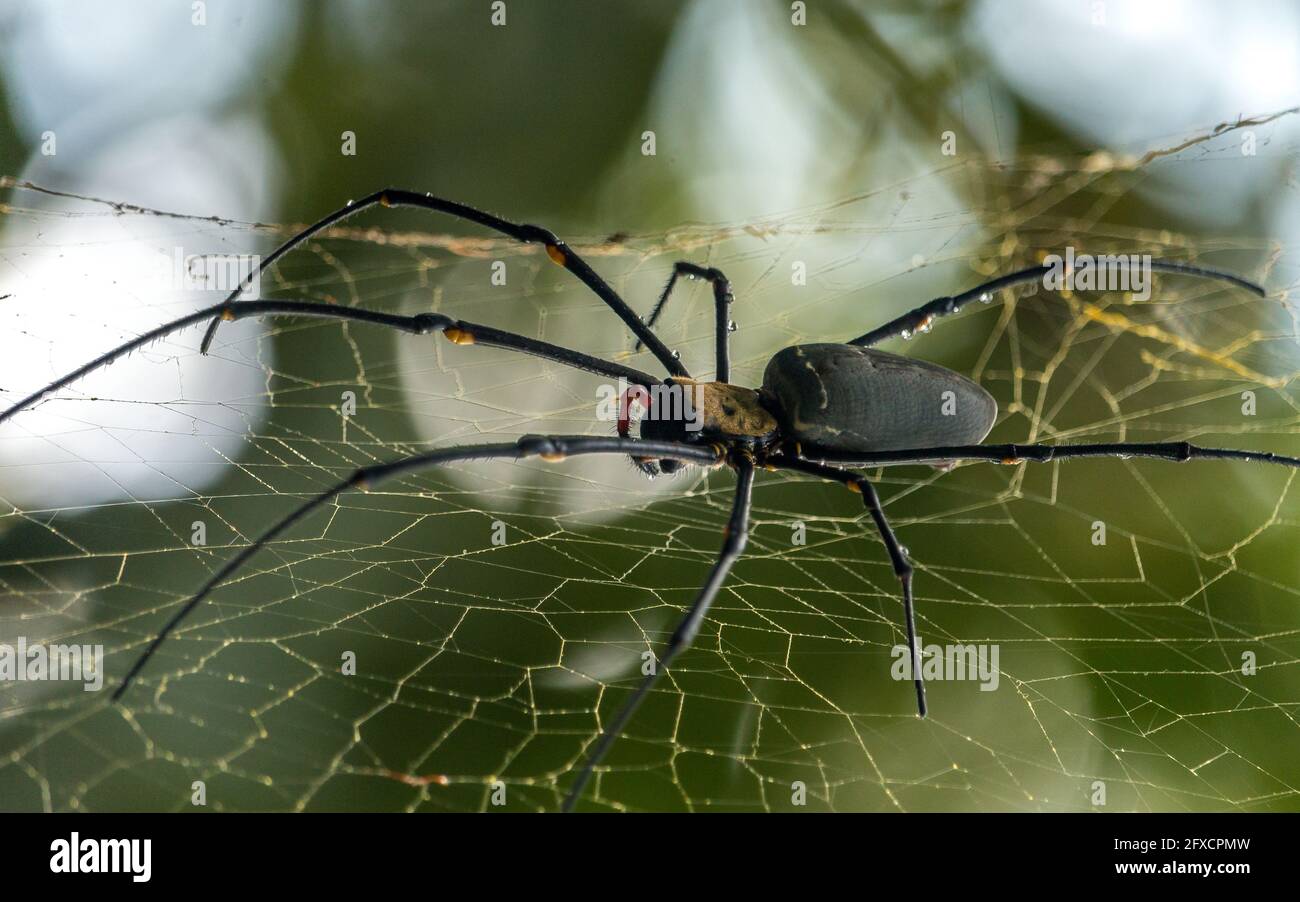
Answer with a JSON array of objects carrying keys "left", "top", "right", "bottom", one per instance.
[{"left": 0, "top": 0, "right": 1298, "bottom": 812}]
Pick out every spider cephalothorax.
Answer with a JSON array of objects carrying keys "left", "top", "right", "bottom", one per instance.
[
  {"left": 4, "top": 187, "right": 1290, "bottom": 812},
  {"left": 626, "top": 378, "right": 779, "bottom": 474}
]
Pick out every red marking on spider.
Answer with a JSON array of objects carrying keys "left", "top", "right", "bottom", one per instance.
[{"left": 617, "top": 385, "right": 653, "bottom": 438}]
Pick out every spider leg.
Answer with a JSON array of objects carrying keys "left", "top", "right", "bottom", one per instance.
[
  {"left": 806, "top": 440, "right": 1300, "bottom": 470},
  {"left": 634, "top": 262, "right": 735, "bottom": 383},
  {"left": 848, "top": 260, "right": 1265, "bottom": 347},
  {"left": 561, "top": 457, "right": 755, "bottom": 812},
  {"left": 110, "top": 435, "right": 724, "bottom": 702},
  {"left": 771, "top": 437, "right": 1300, "bottom": 715},
  {"left": 770, "top": 457, "right": 927, "bottom": 717},
  {"left": 0, "top": 300, "right": 662, "bottom": 427},
  {"left": 200, "top": 189, "right": 690, "bottom": 378}
]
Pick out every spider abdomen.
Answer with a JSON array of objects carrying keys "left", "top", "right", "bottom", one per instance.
[{"left": 761, "top": 343, "right": 997, "bottom": 453}]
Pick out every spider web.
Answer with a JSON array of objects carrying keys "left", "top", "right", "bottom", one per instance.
[{"left": 1, "top": 118, "right": 1299, "bottom": 813}]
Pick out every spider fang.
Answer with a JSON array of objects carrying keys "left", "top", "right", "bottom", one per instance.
[{"left": 443, "top": 326, "right": 475, "bottom": 345}]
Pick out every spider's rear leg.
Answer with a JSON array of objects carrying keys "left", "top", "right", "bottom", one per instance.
[
  {"left": 562, "top": 458, "right": 756, "bottom": 811},
  {"left": 848, "top": 260, "right": 1265, "bottom": 347},
  {"left": 771, "top": 456, "right": 928, "bottom": 717}
]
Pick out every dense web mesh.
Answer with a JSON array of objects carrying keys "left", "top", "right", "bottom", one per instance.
[{"left": 1, "top": 117, "right": 1298, "bottom": 812}]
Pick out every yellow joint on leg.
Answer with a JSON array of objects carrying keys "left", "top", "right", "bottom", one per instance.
[
  {"left": 443, "top": 326, "right": 475, "bottom": 345},
  {"left": 379, "top": 193, "right": 392, "bottom": 207},
  {"left": 220, "top": 308, "right": 236, "bottom": 321},
  {"left": 1001, "top": 456, "right": 1021, "bottom": 465},
  {"left": 539, "top": 452, "right": 566, "bottom": 462},
  {"left": 846, "top": 481, "right": 863, "bottom": 494},
  {"left": 545, "top": 243, "right": 567, "bottom": 266}
]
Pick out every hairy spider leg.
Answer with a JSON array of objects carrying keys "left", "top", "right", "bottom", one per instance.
[
  {"left": 635, "top": 261, "right": 735, "bottom": 382},
  {"left": 198, "top": 188, "right": 691, "bottom": 378},
  {"left": 109, "top": 435, "right": 725, "bottom": 702},
  {"left": 562, "top": 458, "right": 756, "bottom": 812},
  {"left": 849, "top": 260, "right": 1266, "bottom": 347}
]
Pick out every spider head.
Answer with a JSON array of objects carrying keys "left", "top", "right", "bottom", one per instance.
[{"left": 619, "top": 380, "right": 708, "bottom": 477}]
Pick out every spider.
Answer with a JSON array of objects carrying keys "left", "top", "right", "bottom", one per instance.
[{"left": 4, "top": 188, "right": 1296, "bottom": 812}]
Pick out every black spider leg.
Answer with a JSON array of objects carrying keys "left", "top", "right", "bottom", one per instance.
[
  {"left": 770, "top": 457, "right": 927, "bottom": 716},
  {"left": 808, "top": 440, "right": 1300, "bottom": 470},
  {"left": 562, "top": 457, "right": 755, "bottom": 812},
  {"left": 849, "top": 260, "right": 1267, "bottom": 347},
  {"left": 110, "top": 435, "right": 724, "bottom": 702},
  {"left": 0, "top": 300, "right": 662, "bottom": 427},
  {"left": 634, "top": 262, "right": 734, "bottom": 382},
  {"left": 198, "top": 189, "right": 690, "bottom": 378}
]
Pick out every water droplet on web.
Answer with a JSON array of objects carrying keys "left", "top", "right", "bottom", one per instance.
[
  {"left": 901, "top": 329, "right": 913, "bottom": 340},
  {"left": 345, "top": 199, "right": 355, "bottom": 207},
  {"left": 900, "top": 545, "right": 911, "bottom": 557},
  {"left": 727, "top": 320, "right": 737, "bottom": 332},
  {"left": 978, "top": 292, "right": 993, "bottom": 304},
  {"left": 672, "top": 349, "right": 681, "bottom": 359}
]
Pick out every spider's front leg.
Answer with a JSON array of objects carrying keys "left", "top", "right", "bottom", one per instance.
[
  {"left": 636, "top": 261, "right": 735, "bottom": 382},
  {"left": 0, "top": 298, "right": 663, "bottom": 427},
  {"left": 110, "top": 435, "right": 726, "bottom": 702},
  {"left": 198, "top": 188, "right": 691, "bottom": 378}
]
